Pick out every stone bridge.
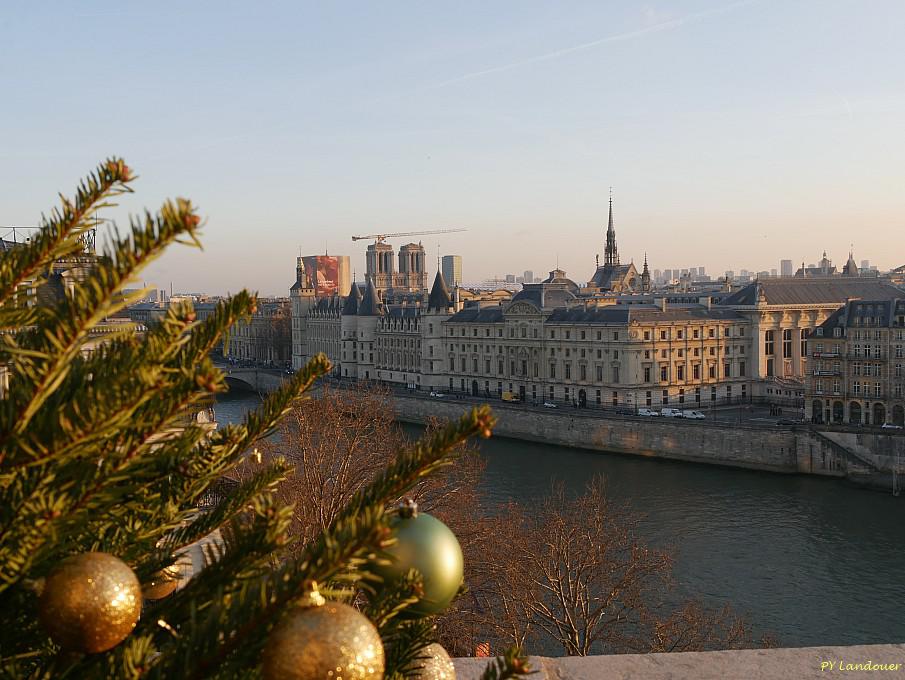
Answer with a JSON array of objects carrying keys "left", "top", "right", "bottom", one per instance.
[{"left": 215, "top": 364, "right": 288, "bottom": 394}]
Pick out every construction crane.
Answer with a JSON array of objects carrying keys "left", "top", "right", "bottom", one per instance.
[{"left": 351, "top": 228, "right": 467, "bottom": 243}]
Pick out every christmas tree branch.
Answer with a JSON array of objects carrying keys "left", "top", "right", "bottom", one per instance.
[
  {"left": 146, "top": 407, "right": 494, "bottom": 680},
  {"left": 1, "top": 199, "right": 203, "bottom": 450},
  {"left": 0, "top": 157, "right": 133, "bottom": 316},
  {"left": 479, "top": 647, "right": 534, "bottom": 680}
]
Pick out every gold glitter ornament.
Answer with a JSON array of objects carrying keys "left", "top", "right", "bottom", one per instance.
[
  {"left": 38, "top": 552, "right": 142, "bottom": 653},
  {"left": 141, "top": 564, "right": 181, "bottom": 600},
  {"left": 262, "top": 595, "right": 384, "bottom": 680},
  {"left": 409, "top": 643, "right": 456, "bottom": 680}
]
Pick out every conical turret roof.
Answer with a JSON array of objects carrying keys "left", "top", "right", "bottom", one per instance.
[
  {"left": 427, "top": 270, "right": 452, "bottom": 311},
  {"left": 341, "top": 284, "right": 363, "bottom": 314},
  {"left": 358, "top": 278, "right": 383, "bottom": 316}
]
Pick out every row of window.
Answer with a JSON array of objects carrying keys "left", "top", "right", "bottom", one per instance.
[
  {"left": 443, "top": 381, "right": 746, "bottom": 406},
  {"left": 447, "top": 325, "right": 744, "bottom": 341},
  {"left": 447, "top": 357, "right": 746, "bottom": 382}
]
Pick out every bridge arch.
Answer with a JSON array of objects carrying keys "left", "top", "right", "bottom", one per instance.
[{"left": 224, "top": 375, "right": 258, "bottom": 393}]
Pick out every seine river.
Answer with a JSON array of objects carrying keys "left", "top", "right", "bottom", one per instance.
[{"left": 216, "top": 392, "right": 905, "bottom": 648}]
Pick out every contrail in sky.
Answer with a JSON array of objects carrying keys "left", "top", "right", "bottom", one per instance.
[{"left": 433, "top": 0, "right": 761, "bottom": 88}]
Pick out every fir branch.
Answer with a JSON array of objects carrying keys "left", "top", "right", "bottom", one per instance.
[
  {"left": 0, "top": 158, "right": 133, "bottom": 315},
  {"left": 152, "top": 407, "right": 494, "bottom": 680},
  {"left": 1, "top": 199, "right": 203, "bottom": 451},
  {"left": 479, "top": 647, "right": 534, "bottom": 680}
]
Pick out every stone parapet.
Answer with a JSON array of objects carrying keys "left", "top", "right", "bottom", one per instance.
[{"left": 454, "top": 644, "right": 905, "bottom": 680}]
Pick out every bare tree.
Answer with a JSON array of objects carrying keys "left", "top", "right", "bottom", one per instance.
[
  {"left": 471, "top": 477, "right": 776, "bottom": 656},
  {"left": 257, "top": 384, "right": 408, "bottom": 546},
  {"left": 474, "top": 478, "right": 672, "bottom": 656},
  {"left": 643, "top": 601, "right": 752, "bottom": 653},
  {"left": 241, "top": 386, "right": 774, "bottom": 657}
]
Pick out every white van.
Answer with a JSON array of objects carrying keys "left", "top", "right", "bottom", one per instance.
[
  {"left": 660, "top": 408, "right": 684, "bottom": 417},
  {"left": 682, "top": 410, "right": 706, "bottom": 420}
]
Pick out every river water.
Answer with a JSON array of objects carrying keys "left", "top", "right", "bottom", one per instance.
[{"left": 215, "top": 392, "right": 905, "bottom": 648}]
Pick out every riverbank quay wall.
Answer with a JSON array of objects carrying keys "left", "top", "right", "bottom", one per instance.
[{"left": 391, "top": 395, "right": 905, "bottom": 490}]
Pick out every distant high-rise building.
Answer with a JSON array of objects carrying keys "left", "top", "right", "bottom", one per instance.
[
  {"left": 523, "top": 270, "right": 534, "bottom": 283},
  {"left": 861, "top": 260, "right": 870, "bottom": 271},
  {"left": 725, "top": 270, "right": 734, "bottom": 280},
  {"left": 505, "top": 273, "right": 516, "bottom": 283},
  {"left": 771, "top": 269, "right": 777, "bottom": 277},
  {"left": 441, "top": 255, "right": 463, "bottom": 287},
  {"left": 781, "top": 259, "right": 794, "bottom": 277}
]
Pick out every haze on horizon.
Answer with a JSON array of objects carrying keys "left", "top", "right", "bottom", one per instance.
[{"left": 2, "top": 0, "right": 904, "bottom": 296}]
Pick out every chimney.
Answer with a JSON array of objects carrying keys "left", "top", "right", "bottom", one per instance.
[
  {"left": 656, "top": 298, "right": 667, "bottom": 312},
  {"left": 699, "top": 296, "right": 711, "bottom": 310}
]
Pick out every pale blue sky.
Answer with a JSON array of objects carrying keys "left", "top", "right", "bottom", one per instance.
[{"left": 2, "top": 1, "right": 904, "bottom": 294}]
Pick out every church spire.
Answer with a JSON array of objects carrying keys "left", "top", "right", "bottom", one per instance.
[
  {"left": 604, "top": 188, "right": 619, "bottom": 267},
  {"left": 641, "top": 252, "right": 651, "bottom": 293}
]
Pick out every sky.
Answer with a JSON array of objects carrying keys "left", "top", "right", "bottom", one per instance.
[{"left": 2, "top": 0, "right": 904, "bottom": 295}]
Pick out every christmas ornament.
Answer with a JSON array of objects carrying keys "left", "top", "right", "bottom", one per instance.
[
  {"left": 372, "top": 500, "right": 463, "bottom": 618},
  {"left": 409, "top": 643, "right": 456, "bottom": 680},
  {"left": 262, "top": 582, "right": 384, "bottom": 680},
  {"left": 141, "top": 564, "right": 181, "bottom": 600},
  {"left": 38, "top": 552, "right": 142, "bottom": 653}
]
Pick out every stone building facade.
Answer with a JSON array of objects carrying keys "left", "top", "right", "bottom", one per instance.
[
  {"left": 719, "top": 277, "right": 904, "bottom": 404},
  {"left": 291, "top": 205, "right": 903, "bottom": 410},
  {"left": 225, "top": 298, "right": 291, "bottom": 365},
  {"left": 804, "top": 298, "right": 905, "bottom": 426}
]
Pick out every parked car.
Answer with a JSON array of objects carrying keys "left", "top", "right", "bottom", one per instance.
[
  {"left": 543, "top": 401, "right": 557, "bottom": 408},
  {"left": 429, "top": 391, "right": 446, "bottom": 398},
  {"left": 775, "top": 419, "right": 800, "bottom": 426},
  {"left": 881, "top": 423, "right": 903, "bottom": 429},
  {"left": 660, "top": 408, "right": 684, "bottom": 418},
  {"left": 637, "top": 408, "right": 659, "bottom": 417},
  {"left": 681, "top": 410, "right": 706, "bottom": 420},
  {"left": 501, "top": 391, "right": 520, "bottom": 402}
]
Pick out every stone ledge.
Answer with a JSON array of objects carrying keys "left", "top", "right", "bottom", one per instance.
[{"left": 453, "top": 644, "right": 905, "bottom": 680}]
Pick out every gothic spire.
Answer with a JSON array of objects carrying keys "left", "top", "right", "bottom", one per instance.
[
  {"left": 604, "top": 188, "right": 619, "bottom": 267},
  {"left": 641, "top": 252, "right": 651, "bottom": 292}
]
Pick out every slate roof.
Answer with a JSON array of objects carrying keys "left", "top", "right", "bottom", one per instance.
[
  {"left": 544, "top": 306, "right": 742, "bottom": 324},
  {"left": 341, "top": 284, "right": 362, "bottom": 315},
  {"left": 815, "top": 298, "right": 905, "bottom": 335},
  {"left": 427, "top": 271, "right": 452, "bottom": 310},
  {"left": 358, "top": 278, "right": 383, "bottom": 316},
  {"left": 545, "top": 307, "right": 630, "bottom": 324},
  {"left": 447, "top": 307, "right": 505, "bottom": 323},
  {"left": 511, "top": 286, "right": 577, "bottom": 310},
  {"left": 721, "top": 278, "right": 903, "bottom": 306},
  {"left": 589, "top": 263, "right": 635, "bottom": 289},
  {"left": 628, "top": 307, "right": 745, "bottom": 323},
  {"left": 386, "top": 306, "right": 420, "bottom": 318}
]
